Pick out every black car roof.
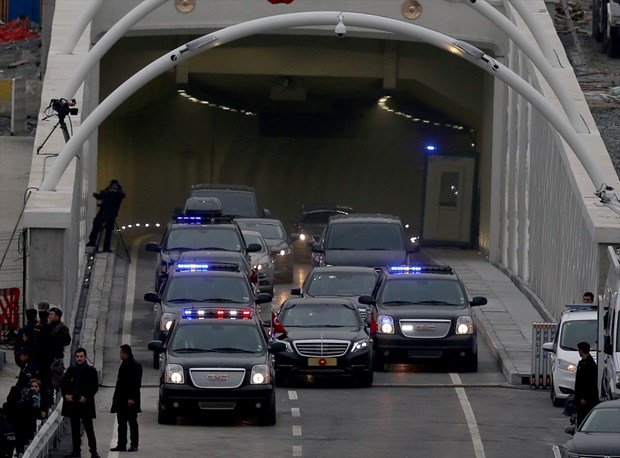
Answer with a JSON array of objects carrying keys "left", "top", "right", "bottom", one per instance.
[
  {"left": 301, "top": 203, "right": 354, "bottom": 213},
  {"left": 328, "top": 214, "right": 401, "bottom": 224},
  {"left": 282, "top": 296, "right": 358, "bottom": 307},
  {"left": 190, "top": 183, "right": 256, "bottom": 192},
  {"left": 235, "top": 218, "right": 283, "bottom": 226}
]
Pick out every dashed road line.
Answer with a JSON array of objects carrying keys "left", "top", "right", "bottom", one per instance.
[
  {"left": 292, "top": 425, "right": 302, "bottom": 436},
  {"left": 288, "top": 390, "right": 298, "bottom": 400},
  {"left": 293, "top": 445, "right": 303, "bottom": 456},
  {"left": 291, "top": 407, "right": 300, "bottom": 417}
]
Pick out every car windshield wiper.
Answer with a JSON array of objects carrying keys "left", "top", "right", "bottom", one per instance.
[
  {"left": 200, "top": 298, "right": 245, "bottom": 303},
  {"left": 172, "top": 347, "right": 210, "bottom": 352},
  {"left": 382, "top": 300, "right": 416, "bottom": 305},
  {"left": 194, "top": 246, "right": 230, "bottom": 251},
  {"left": 409, "top": 300, "right": 461, "bottom": 305},
  {"left": 165, "top": 247, "right": 194, "bottom": 252},
  {"left": 167, "top": 298, "right": 203, "bottom": 303},
  {"left": 208, "top": 347, "right": 255, "bottom": 353}
]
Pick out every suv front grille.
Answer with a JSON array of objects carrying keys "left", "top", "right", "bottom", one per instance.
[
  {"left": 294, "top": 340, "right": 350, "bottom": 357},
  {"left": 400, "top": 319, "right": 451, "bottom": 338},
  {"left": 190, "top": 368, "right": 245, "bottom": 388}
]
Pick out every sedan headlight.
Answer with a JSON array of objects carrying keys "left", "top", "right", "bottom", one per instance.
[
  {"left": 378, "top": 315, "right": 395, "bottom": 334},
  {"left": 165, "top": 364, "right": 184, "bottom": 384},
  {"left": 160, "top": 313, "right": 175, "bottom": 331},
  {"left": 351, "top": 339, "right": 369, "bottom": 353},
  {"left": 278, "top": 248, "right": 292, "bottom": 256},
  {"left": 251, "top": 365, "right": 271, "bottom": 384},
  {"left": 299, "top": 233, "right": 307, "bottom": 241},
  {"left": 558, "top": 359, "right": 577, "bottom": 373},
  {"left": 455, "top": 316, "right": 475, "bottom": 335}
]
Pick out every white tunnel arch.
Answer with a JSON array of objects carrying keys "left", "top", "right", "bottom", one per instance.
[{"left": 38, "top": 11, "right": 611, "bottom": 193}]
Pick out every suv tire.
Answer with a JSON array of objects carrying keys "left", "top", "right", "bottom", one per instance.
[
  {"left": 258, "top": 393, "right": 276, "bottom": 426},
  {"left": 158, "top": 403, "right": 175, "bottom": 425}
]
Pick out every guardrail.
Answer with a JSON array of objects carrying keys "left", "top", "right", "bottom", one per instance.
[{"left": 22, "top": 400, "right": 66, "bottom": 458}]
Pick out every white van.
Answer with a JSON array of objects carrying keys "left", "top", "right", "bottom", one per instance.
[
  {"left": 601, "top": 246, "right": 620, "bottom": 400},
  {"left": 543, "top": 305, "right": 598, "bottom": 407}
]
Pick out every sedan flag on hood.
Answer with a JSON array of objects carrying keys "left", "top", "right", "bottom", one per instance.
[{"left": 272, "top": 311, "right": 288, "bottom": 336}]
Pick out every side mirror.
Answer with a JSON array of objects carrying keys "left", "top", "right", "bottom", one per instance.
[
  {"left": 263, "top": 208, "right": 272, "bottom": 217},
  {"left": 290, "top": 288, "right": 302, "bottom": 295},
  {"left": 358, "top": 295, "right": 374, "bottom": 306},
  {"left": 542, "top": 342, "right": 554, "bottom": 353},
  {"left": 311, "top": 242, "right": 323, "bottom": 253},
  {"left": 564, "top": 425, "right": 575, "bottom": 435},
  {"left": 148, "top": 340, "right": 164, "bottom": 352},
  {"left": 256, "top": 292, "right": 273, "bottom": 304},
  {"left": 144, "top": 292, "right": 161, "bottom": 303},
  {"left": 269, "top": 341, "right": 287, "bottom": 353},
  {"left": 247, "top": 243, "right": 261, "bottom": 253},
  {"left": 145, "top": 242, "right": 161, "bottom": 253},
  {"left": 407, "top": 242, "right": 421, "bottom": 253},
  {"left": 470, "top": 296, "right": 487, "bottom": 306}
]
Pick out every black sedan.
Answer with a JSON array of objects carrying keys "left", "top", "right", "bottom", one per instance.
[
  {"left": 273, "top": 297, "right": 373, "bottom": 386},
  {"left": 290, "top": 266, "right": 381, "bottom": 319},
  {"left": 553, "top": 399, "right": 620, "bottom": 457}
]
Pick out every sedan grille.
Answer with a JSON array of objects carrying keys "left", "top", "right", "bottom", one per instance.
[
  {"left": 190, "top": 368, "right": 245, "bottom": 388},
  {"left": 399, "top": 319, "right": 451, "bottom": 338},
  {"left": 294, "top": 340, "right": 350, "bottom": 357}
]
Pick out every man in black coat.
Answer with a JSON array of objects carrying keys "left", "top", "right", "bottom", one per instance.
[
  {"left": 573, "top": 341, "right": 599, "bottom": 427},
  {"left": 110, "top": 344, "right": 142, "bottom": 452},
  {"left": 86, "top": 179, "right": 125, "bottom": 252},
  {"left": 61, "top": 348, "right": 100, "bottom": 458}
]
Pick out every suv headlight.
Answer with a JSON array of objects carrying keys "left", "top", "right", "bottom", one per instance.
[
  {"left": 160, "top": 313, "right": 175, "bottom": 331},
  {"left": 165, "top": 364, "right": 184, "bottom": 384},
  {"left": 351, "top": 339, "right": 369, "bottom": 353},
  {"left": 378, "top": 315, "right": 395, "bottom": 334},
  {"left": 278, "top": 248, "right": 291, "bottom": 256},
  {"left": 455, "top": 316, "right": 475, "bottom": 335},
  {"left": 251, "top": 365, "right": 271, "bottom": 384},
  {"left": 558, "top": 359, "right": 577, "bottom": 373}
]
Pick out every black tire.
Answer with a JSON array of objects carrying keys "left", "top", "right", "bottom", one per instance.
[
  {"left": 258, "top": 393, "right": 276, "bottom": 426},
  {"left": 372, "top": 353, "right": 385, "bottom": 372},
  {"left": 152, "top": 352, "right": 160, "bottom": 370},
  {"left": 550, "top": 381, "right": 565, "bottom": 407},
  {"left": 593, "top": 0, "right": 602, "bottom": 42},
  {"left": 157, "top": 403, "right": 174, "bottom": 425},
  {"left": 461, "top": 353, "right": 478, "bottom": 373},
  {"left": 357, "top": 371, "right": 374, "bottom": 387},
  {"left": 608, "top": 32, "right": 620, "bottom": 58}
]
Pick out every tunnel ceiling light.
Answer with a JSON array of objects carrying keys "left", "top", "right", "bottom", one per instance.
[
  {"left": 378, "top": 96, "right": 473, "bottom": 135},
  {"left": 178, "top": 89, "right": 256, "bottom": 116}
]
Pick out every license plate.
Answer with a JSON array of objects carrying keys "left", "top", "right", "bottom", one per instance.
[{"left": 308, "top": 357, "right": 337, "bottom": 367}]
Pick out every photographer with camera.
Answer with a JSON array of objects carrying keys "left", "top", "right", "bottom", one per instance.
[{"left": 86, "top": 180, "right": 125, "bottom": 252}]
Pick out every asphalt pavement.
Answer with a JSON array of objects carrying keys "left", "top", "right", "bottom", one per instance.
[{"left": 0, "top": 135, "right": 556, "bottom": 455}]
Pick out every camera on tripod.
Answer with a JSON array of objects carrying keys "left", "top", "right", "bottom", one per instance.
[{"left": 51, "top": 98, "right": 79, "bottom": 117}]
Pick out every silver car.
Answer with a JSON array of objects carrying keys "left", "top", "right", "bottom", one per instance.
[{"left": 243, "top": 230, "right": 275, "bottom": 296}]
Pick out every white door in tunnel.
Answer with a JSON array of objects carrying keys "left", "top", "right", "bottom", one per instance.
[{"left": 422, "top": 155, "right": 475, "bottom": 246}]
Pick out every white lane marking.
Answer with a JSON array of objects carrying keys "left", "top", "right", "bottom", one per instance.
[
  {"left": 121, "top": 238, "right": 143, "bottom": 345},
  {"left": 450, "top": 373, "right": 486, "bottom": 458},
  {"left": 292, "top": 425, "right": 302, "bottom": 436},
  {"left": 293, "top": 445, "right": 303, "bottom": 456},
  {"left": 291, "top": 407, "right": 300, "bottom": 417},
  {"left": 288, "top": 390, "right": 298, "bottom": 400}
]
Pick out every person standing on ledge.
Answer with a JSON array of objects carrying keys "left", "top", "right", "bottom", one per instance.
[{"left": 86, "top": 179, "right": 125, "bottom": 252}]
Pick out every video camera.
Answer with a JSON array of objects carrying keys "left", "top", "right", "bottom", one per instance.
[{"left": 50, "top": 98, "right": 79, "bottom": 117}]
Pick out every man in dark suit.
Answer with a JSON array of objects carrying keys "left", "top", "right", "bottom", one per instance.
[
  {"left": 110, "top": 344, "right": 143, "bottom": 452},
  {"left": 61, "top": 348, "right": 100, "bottom": 458},
  {"left": 574, "top": 341, "right": 599, "bottom": 427}
]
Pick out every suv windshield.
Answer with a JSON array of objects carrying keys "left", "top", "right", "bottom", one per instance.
[
  {"left": 381, "top": 279, "right": 466, "bottom": 306},
  {"left": 559, "top": 319, "right": 598, "bottom": 351},
  {"left": 237, "top": 221, "right": 285, "bottom": 240},
  {"left": 306, "top": 272, "right": 377, "bottom": 296},
  {"left": 164, "top": 227, "right": 243, "bottom": 252},
  {"left": 190, "top": 190, "right": 257, "bottom": 217},
  {"left": 163, "top": 276, "right": 252, "bottom": 303},
  {"left": 171, "top": 323, "right": 264, "bottom": 353},
  {"left": 327, "top": 223, "right": 404, "bottom": 250}
]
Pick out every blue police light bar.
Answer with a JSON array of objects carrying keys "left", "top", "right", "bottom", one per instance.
[
  {"left": 181, "top": 307, "right": 253, "bottom": 320},
  {"left": 425, "top": 145, "right": 437, "bottom": 152},
  {"left": 388, "top": 265, "right": 453, "bottom": 274},
  {"left": 174, "top": 215, "right": 207, "bottom": 224},
  {"left": 175, "top": 262, "right": 239, "bottom": 272},
  {"left": 389, "top": 265, "right": 423, "bottom": 274}
]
